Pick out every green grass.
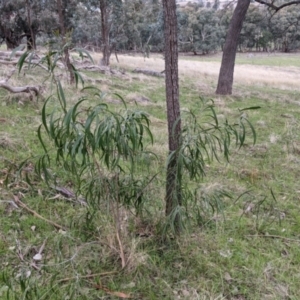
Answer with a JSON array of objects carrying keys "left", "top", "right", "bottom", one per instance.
[
  {"left": 182, "top": 51, "right": 300, "bottom": 67},
  {"left": 1, "top": 52, "right": 300, "bottom": 299}
]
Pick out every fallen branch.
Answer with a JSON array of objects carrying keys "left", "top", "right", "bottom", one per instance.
[
  {"left": 0, "top": 68, "right": 42, "bottom": 97},
  {"left": 0, "top": 50, "right": 25, "bottom": 58},
  {"left": 13, "top": 195, "right": 66, "bottom": 230},
  {"left": 0, "top": 59, "right": 20, "bottom": 65},
  {"left": 133, "top": 68, "right": 165, "bottom": 77},
  {"left": 76, "top": 64, "right": 111, "bottom": 73},
  {"left": 116, "top": 228, "right": 126, "bottom": 269},
  {"left": 0, "top": 82, "right": 41, "bottom": 96}
]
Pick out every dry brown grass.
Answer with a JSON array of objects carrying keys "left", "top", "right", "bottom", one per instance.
[{"left": 95, "top": 53, "right": 300, "bottom": 91}]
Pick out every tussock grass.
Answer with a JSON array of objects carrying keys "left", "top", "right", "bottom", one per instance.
[{"left": 1, "top": 50, "right": 300, "bottom": 299}]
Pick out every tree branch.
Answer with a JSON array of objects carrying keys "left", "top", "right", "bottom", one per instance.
[
  {"left": 0, "top": 82, "right": 41, "bottom": 95},
  {"left": 13, "top": 195, "right": 66, "bottom": 230},
  {"left": 0, "top": 51, "right": 25, "bottom": 58},
  {"left": 0, "top": 68, "right": 42, "bottom": 96},
  {"left": 255, "top": 0, "right": 300, "bottom": 11}
]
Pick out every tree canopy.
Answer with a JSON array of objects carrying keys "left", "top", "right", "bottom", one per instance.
[{"left": 1, "top": 0, "right": 300, "bottom": 56}]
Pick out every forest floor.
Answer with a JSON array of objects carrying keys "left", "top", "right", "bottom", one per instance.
[{"left": 1, "top": 50, "right": 300, "bottom": 299}]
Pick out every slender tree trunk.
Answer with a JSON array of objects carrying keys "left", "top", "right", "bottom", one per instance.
[
  {"left": 216, "top": 0, "right": 251, "bottom": 95},
  {"left": 99, "top": 0, "right": 111, "bottom": 66},
  {"left": 63, "top": 48, "right": 75, "bottom": 84},
  {"left": 25, "top": 0, "right": 36, "bottom": 50},
  {"left": 162, "top": 0, "right": 182, "bottom": 231},
  {"left": 57, "top": 0, "right": 75, "bottom": 84}
]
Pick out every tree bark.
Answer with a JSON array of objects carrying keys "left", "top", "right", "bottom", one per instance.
[
  {"left": 162, "top": 0, "right": 182, "bottom": 230},
  {"left": 216, "top": 0, "right": 251, "bottom": 95},
  {"left": 99, "top": 0, "right": 111, "bottom": 66}
]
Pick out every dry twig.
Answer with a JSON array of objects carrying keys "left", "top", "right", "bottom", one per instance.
[
  {"left": 116, "top": 227, "right": 126, "bottom": 269},
  {"left": 13, "top": 195, "right": 66, "bottom": 230}
]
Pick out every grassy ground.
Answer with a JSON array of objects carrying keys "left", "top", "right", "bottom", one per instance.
[{"left": 1, "top": 50, "right": 300, "bottom": 299}]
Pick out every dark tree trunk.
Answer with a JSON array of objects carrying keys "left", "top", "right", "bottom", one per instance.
[
  {"left": 99, "top": 0, "right": 111, "bottom": 66},
  {"left": 5, "top": 38, "right": 18, "bottom": 50},
  {"left": 57, "top": 0, "right": 74, "bottom": 84},
  {"left": 4, "top": 28, "right": 20, "bottom": 50},
  {"left": 216, "top": 0, "right": 251, "bottom": 95},
  {"left": 162, "top": 0, "right": 182, "bottom": 230},
  {"left": 26, "top": 34, "right": 34, "bottom": 50}
]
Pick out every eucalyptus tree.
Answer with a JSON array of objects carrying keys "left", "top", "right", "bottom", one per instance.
[
  {"left": 216, "top": 0, "right": 300, "bottom": 95},
  {"left": 255, "top": 0, "right": 300, "bottom": 10},
  {"left": 0, "top": 0, "right": 34, "bottom": 49},
  {"left": 56, "top": 0, "right": 80, "bottom": 84},
  {"left": 72, "top": 2, "right": 101, "bottom": 48},
  {"left": 22, "top": 0, "right": 55, "bottom": 49},
  {"left": 98, "top": 0, "right": 124, "bottom": 66},
  {"left": 121, "top": 0, "right": 144, "bottom": 51},
  {"left": 120, "top": 0, "right": 163, "bottom": 53},
  {"left": 0, "top": 0, "right": 22, "bottom": 49},
  {"left": 162, "top": 0, "right": 258, "bottom": 234},
  {"left": 162, "top": 0, "right": 182, "bottom": 231},
  {"left": 269, "top": 7, "right": 300, "bottom": 52},
  {"left": 216, "top": 0, "right": 251, "bottom": 95},
  {"left": 239, "top": 5, "right": 267, "bottom": 51},
  {"left": 15, "top": 0, "right": 258, "bottom": 237},
  {"left": 140, "top": 0, "right": 164, "bottom": 52},
  {"left": 0, "top": 0, "right": 59, "bottom": 50},
  {"left": 178, "top": 4, "right": 223, "bottom": 54},
  {"left": 99, "top": 0, "right": 110, "bottom": 66}
]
